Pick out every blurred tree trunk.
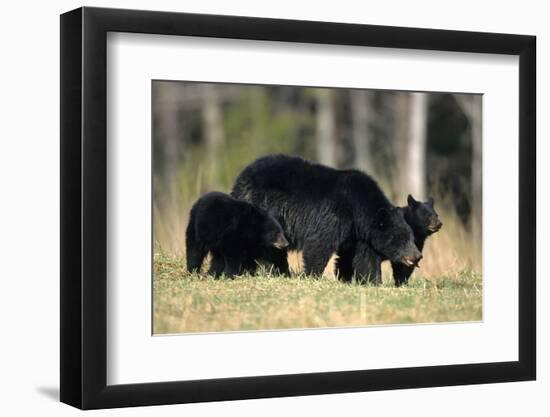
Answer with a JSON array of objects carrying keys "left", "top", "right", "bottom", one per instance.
[
  {"left": 201, "top": 84, "right": 224, "bottom": 186},
  {"left": 154, "top": 82, "right": 184, "bottom": 199},
  {"left": 393, "top": 92, "right": 428, "bottom": 200},
  {"left": 350, "top": 90, "right": 374, "bottom": 173},
  {"left": 316, "top": 89, "right": 337, "bottom": 167},
  {"left": 406, "top": 92, "right": 428, "bottom": 199},
  {"left": 393, "top": 93, "right": 409, "bottom": 200},
  {"left": 454, "top": 94, "right": 482, "bottom": 238}
]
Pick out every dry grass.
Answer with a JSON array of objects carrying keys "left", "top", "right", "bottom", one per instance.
[
  {"left": 153, "top": 253, "right": 482, "bottom": 334},
  {"left": 153, "top": 171, "right": 482, "bottom": 334}
]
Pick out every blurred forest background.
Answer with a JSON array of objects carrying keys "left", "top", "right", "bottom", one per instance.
[{"left": 152, "top": 81, "right": 482, "bottom": 277}]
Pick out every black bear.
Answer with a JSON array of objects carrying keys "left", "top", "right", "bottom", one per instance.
[
  {"left": 231, "top": 154, "right": 422, "bottom": 284},
  {"left": 391, "top": 195, "right": 443, "bottom": 286},
  {"left": 186, "top": 191, "right": 289, "bottom": 278}
]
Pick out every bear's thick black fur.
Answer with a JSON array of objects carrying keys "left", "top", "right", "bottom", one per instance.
[
  {"left": 186, "top": 192, "right": 288, "bottom": 278},
  {"left": 392, "top": 195, "right": 443, "bottom": 286},
  {"left": 231, "top": 154, "right": 422, "bottom": 283}
]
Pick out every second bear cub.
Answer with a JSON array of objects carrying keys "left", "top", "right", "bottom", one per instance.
[{"left": 186, "top": 191, "right": 288, "bottom": 278}]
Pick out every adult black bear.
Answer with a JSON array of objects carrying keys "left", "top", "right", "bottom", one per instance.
[
  {"left": 392, "top": 195, "right": 442, "bottom": 286},
  {"left": 186, "top": 192, "right": 289, "bottom": 278},
  {"left": 231, "top": 154, "right": 422, "bottom": 284}
]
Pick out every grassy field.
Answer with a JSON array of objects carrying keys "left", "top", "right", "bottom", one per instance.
[
  {"left": 153, "top": 156, "right": 482, "bottom": 335},
  {"left": 153, "top": 252, "right": 482, "bottom": 334}
]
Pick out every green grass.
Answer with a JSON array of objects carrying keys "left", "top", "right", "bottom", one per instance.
[{"left": 153, "top": 252, "right": 482, "bottom": 334}]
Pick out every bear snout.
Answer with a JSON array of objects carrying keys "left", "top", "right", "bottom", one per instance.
[
  {"left": 428, "top": 220, "right": 443, "bottom": 232},
  {"left": 403, "top": 252, "right": 423, "bottom": 268},
  {"left": 274, "top": 233, "right": 289, "bottom": 249}
]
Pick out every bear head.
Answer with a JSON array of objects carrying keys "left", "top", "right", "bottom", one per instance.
[
  {"left": 260, "top": 212, "right": 289, "bottom": 250},
  {"left": 370, "top": 207, "right": 423, "bottom": 267},
  {"left": 406, "top": 194, "right": 443, "bottom": 236}
]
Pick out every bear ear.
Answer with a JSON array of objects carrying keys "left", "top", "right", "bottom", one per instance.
[
  {"left": 427, "top": 197, "right": 435, "bottom": 207},
  {"left": 407, "top": 194, "right": 419, "bottom": 209},
  {"left": 373, "top": 208, "right": 391, "bottom": 230}
]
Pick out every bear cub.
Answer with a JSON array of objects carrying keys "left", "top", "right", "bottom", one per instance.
[
  {"left": 186, "top": 191, "right": 289, "bottom": 278},
  {"left": 392, "top": 194, "right": 443, "bottom": 286}
]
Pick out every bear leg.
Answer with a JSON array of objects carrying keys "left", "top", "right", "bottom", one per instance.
[
  {"left": 185, "top": 219, "right": 207, "bottom": 273},
  {"left": 352, "top": 242, "right": 382, "bottom": 285},
  {"left": 263, "top": 247, "right": 290, "bottom": 276},
  {"left": 391, "top": 262, "right": 414, "bottom": 286},
  {"left": 303, "top": 241, "right": 333, "bottom": 277},
  {"left": 208, "top": 251, "right": 226, "bottom": 278},
  {"left": 241, "top": 257, "right": 258, "bottom": 275},
  {"left": 336, "top": 247, "right": 355, "bottom": 283},
  {"left": 223, "top": 256, "right": 242, "bottom": 278},
  {"left": 186, "top": 243, "right": 207, "bottom": 274}
]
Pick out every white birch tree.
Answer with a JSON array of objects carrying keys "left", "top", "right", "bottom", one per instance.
[
  {"left": 406, "top": 92, "right": 429, "bottom": 199},
  {"left": 201, "top": 84, "right": 224, "bottom": 186},
  {"left": 316, "top": 88, "right": 337, "bottom": 167},
  {"left": 350, "top": 89, "right": 374, "bottom": 173}
]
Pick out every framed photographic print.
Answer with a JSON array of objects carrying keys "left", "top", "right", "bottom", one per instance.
[{"left": 60, "top": 6, "right": 536, "bottom": 409}]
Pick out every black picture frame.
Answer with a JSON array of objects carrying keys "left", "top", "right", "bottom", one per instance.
[{"left": 60, "top": 6, "right": 536, "bottom": 410}]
